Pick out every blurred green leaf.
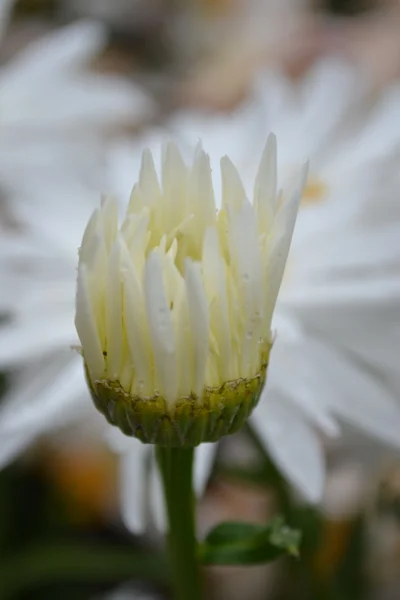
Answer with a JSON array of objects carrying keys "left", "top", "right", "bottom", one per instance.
[
  {"left": 200, "top": 516, "right": 301, "bottom": 565},
  {"left": 0, "top": 542, "right": 168, "bottom": 599}
]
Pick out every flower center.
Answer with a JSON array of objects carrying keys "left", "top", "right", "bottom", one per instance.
[{"left": 301, "top": 177, "right": 327, "bottom": 205}]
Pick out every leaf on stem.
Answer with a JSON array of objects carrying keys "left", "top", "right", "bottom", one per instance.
[{"left": 200, "top": 516, "right": 301, "bottom": 565}]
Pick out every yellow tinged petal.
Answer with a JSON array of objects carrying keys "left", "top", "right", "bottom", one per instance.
[
  {"left": 100, "top": 195, "right": 118, "bottom": 252},
  {"left": 264, "top": 162, "right": 308, "bottom": 327},
  {"left": 173, "top": 281, "right": 194, "bottom": 397},
  {"left": 121, "top": 244, "right": 153, "bottom": 396},
  {"left": 127, "top": 183, "right": 145, "bottom": 215},
  {"left": 220, "top": 155, "right": 246, "bottom": 212},
  {"left": 254, "top": 133, "right": 278, "bottom": 235},
  {"left": 79, "top": 208, "right": 100, "bottom": 264},
  {"left": 139, "top": 148, "right": 161, "bottom": 206},
  {"left": 202, "top": 227, "right": 232, "bottom": 381},
  {"left": 75, "top": 265, "right": 104, "bottom": 379},
  {"left": 230, "top": 199, "right": 264, "bottom": 376},
  {"left": 105, "top": 239, "right": 123, "bottom": 379},
  {"left": 144, "top": 251, "right": 177, "bottom": 405},
  {"left": 162, "top": 141, "right": 188, "bottom": 231},
  {"left": 184, "top": 259, "right": 209, "bottom": 399}
]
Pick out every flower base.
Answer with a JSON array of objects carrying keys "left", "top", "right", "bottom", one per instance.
[{"left": 87, "top": 360, "right": 268, "bottom": 447}]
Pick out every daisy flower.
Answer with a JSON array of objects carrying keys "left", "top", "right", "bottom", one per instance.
[
  {"left": 1, "top": 57, "right": 400, "bottom": 535},
  {"left": 109, "top": 58, "right": 400, "bottom": 503},
  {"left": 0, "top": 18, "right": 153, "bottom": 204}
]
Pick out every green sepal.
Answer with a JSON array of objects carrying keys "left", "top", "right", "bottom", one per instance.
[{"left": 85, "top": 349, "right": 269, "bottom": 447}]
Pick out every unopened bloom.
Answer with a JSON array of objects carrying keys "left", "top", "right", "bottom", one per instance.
[{"left": 76, "top": 136, "right": 306, "bottom": 446}]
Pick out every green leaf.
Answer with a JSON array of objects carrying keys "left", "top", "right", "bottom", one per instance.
[{"left": 200, "top": 516, "right": 301, "bottom": 565}]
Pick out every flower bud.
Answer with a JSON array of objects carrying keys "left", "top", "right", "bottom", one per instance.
[{"left": 75, "top": 136, "right": 306, "bottom": 446}]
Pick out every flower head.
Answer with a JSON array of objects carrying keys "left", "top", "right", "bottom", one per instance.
[{"left": 76, "top": 136, "right": 306, "bottom": 446}]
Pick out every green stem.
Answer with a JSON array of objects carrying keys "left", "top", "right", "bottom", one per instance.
[{"left": 156, "top": 446, "right": 203, "bottom": 600}]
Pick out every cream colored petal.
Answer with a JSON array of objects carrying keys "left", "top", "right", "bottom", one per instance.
[
  {"left": 139, "top": 148, "right": 161, "bottom": 206},
  {"left": 79, "top": 208, "right": 100, "bottom": 264},
  {"left": 100, "top": 195, "right": 118, "bottom": 252},
  {"left": 220, "top": 155, "right": 246, "bottom": 212},
  {"left": 75, "top": 264, "right": 104, "bottom": 379},
  {"left": 127, "top": 183, "right": 145, "bottom": 215},
  {"left": 162, "top": 141, "right": 188, "bottom": 231},
  {"left": 202, "top": 227, "right": 231, "bottom": 381},
  {"left": 253, "top": 133, "right": 277, "bottom": 235},
  {"left": 229, "top": 199, "right": 263, "bottom": 376},
  {"left": 120, "top": 241, "right": 153, "bottom": 396},
  {"left": 189, "top": 149, "right": 217, "bottom": 231},
  {"left": 264, "top": 163, "right": 307, "bottom": 328},
  {"left": 173, "top": 280, "right": 194, "bottom": 397},
  {"left": 105, "top": 239, "right": 123, "bottom": 379},
  {"left": 184, "top": 258, "right": 209, "bottom": 399},
  {"left": 144, "top": 251, "right": 177, "bottom": 405}
]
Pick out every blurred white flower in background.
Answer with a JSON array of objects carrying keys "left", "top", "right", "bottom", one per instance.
[
  {"left": 1, "top": 47, "right": 400, "bottom": 534},
  {"left": 0, "top": 16, "right": 155, "bottom": 352},
  {"left": 110, "top": 59, "right": 400, "bottom": 503},
  {"left": 0, "top": 18, "right": 153, "bottom": 202}
]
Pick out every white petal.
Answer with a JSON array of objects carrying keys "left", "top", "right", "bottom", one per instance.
[
  {"left": 162, "top": 141, "right": 188, "bottom": 229},
  {"left": 144, "top": 251, "right": 177, "bottom": 404},
  {"left": 149, "top": 454, "right": 166, "bottom": 532},
  {"left": 127, "top": 184, "right": 145, "bottom": 215},
  {"left": 202, "top": 227, "right": 231, "bottom": 380},
  {"left": 284, "top": 279, "right": 400, "bottom": 373},
  {"left": 230, "top": 199, "right": 263, "bottom": 375},
  {"left": 121, "top": 243, "right": 153, "bottom": 396},
  {"left": 188, "top": 149, "right": 216, "bottom": 230},
  {"left": 139, "top": 149, "right": 161, "bottom": 206},
  {"left": 0, "top": 352, "right": 89, "bottom": 438},
  {"left": 79, "top": 208, "right": 101, "bottom": 264},
  {"left": 105, "top": 240, "right": 123, "bottom": 379},
  {"left": 251, "top": 394, "right": 325, "bottom": 502},
  {"left": 119, "top": 439, "right": 149, "bottom": 534},
  {"left": 173, "top": 281, "right": 194, "bottom": 397},
  {"left": 267, "top": 334, "right": 340, "bottom": 438},
  {"left": 100, "top": 196, "right": 119, "bottom": 252},
  {"left": 75, "top": 264, "right": 105, "bottom": 379},
  {"left": 264, "top": 164, "right": 307, "bottom": 326},
  {"left": 194, "top": 443, "right": 218, "bottom": 496},
  {"left": 2, "top": 22, "right": 106, "bottom": 84},
  {"left": 220, "top": 155, "right": 246, "bottom": 212},
  {"left": 295, "top": 340, "right": 400, "bottom": 448},
  {"left": 253, "top": 133, "right": 277, "bottom": 232},
  {"left": 0, "top": 315, "right": 77, "bottom": 368},
  {"left": 184, "top": 259, "right": 209, "bottom": 398}
]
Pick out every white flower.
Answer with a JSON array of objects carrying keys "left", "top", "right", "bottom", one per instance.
[
  {"left": 108, "top": 59, "right": 400, "bottom": 502},
  {"left": 1, "top": 57, "right": 400, "bottom": 535},
  {"left": 76, "top": 137, "right": 305, "bottom": 445},
  {"left": 0, "top": 19, "right": 154, "bottom": 205},
  {"left": 171, "top": 60, "right": 400, "bottom": 500}
]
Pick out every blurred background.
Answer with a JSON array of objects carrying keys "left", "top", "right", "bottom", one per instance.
[{"left": 1, "top": 0, "right": 400, "bottom": 598}]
